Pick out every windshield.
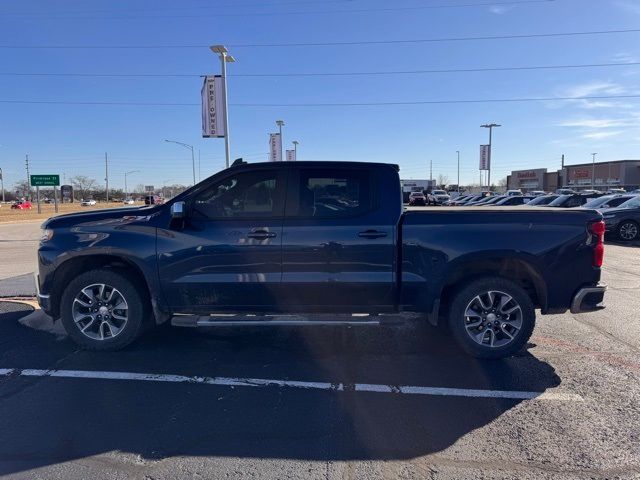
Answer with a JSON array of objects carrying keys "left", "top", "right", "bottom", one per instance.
[
  {"left": 526, "top": 195, "right": 558, "bottom": 205},
  {"left": 619, "top": 196, "right": 640, "bottom": 208},
  {"left": 583, "top": 195, "right": 616, "bottom": 208},
  {"left": 547, "top": 194, "right": 572, "bottom": 207},
  {"left": 432, "top": 190, "right": 447, "bottom": 195}
]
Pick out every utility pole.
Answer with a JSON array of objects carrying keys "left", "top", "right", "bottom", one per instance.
[
  {"left": 429, "top": 160, "right": 433, "bottom": 187},
  {"left": 481, "top": 123, "right": 501, "bottom": 191},
  {"left": 456, "top": 150, "right": 460, "bottom": 193},
  {"left": 198, "top": 149, "right": 201, "bottom": 181},
  {"left": 591, "top": 153, "right": 597, "bottom": 189},
  {"left": 561, "top": 154, "right": 565, "bottom": 187},
  {"left": 25, "top": 154, "right": 30, "bottom": 199},
  {"left": 292, "top": 140, "right": 299, "bottom": 161},
  {"left": 105, "top": 152, "right": 109, "bottom": 203},
  {"left": 0, "top": 167, "right": 4, "bottom": 203},
  {"left": 276, "top": 120, "right": 285, "bottom": 162}
]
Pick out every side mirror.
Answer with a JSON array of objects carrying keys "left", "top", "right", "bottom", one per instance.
[{"left": 170, "top": 201, "right": 185, "bottom": 219}]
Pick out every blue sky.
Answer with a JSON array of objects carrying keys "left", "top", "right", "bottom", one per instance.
[{"left": 0, "top": 0, "right": 639, "bottom": 190}]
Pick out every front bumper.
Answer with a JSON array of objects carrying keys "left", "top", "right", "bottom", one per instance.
[
  {"left": 34, "top": 273, "right": 52, "bottom": 313},
  {"left": 570, "top": 283, "right": 607, "bottom": 314}
]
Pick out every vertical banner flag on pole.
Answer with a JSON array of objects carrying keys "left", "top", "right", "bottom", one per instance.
[
  {"left": 479, "top": 144, "right": 490, "bottom": 170},
  {"left": 269, "top": 133, "right": 282, "bottom": 162},
  {"left": 286, "top": 149, "right": 296, "bottom": 162},
  {"left": 202, "top": 76, "right": 226, "bottom": 138}
]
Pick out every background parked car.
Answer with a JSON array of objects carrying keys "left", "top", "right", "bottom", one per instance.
[
  {"left": 427, "top": 189, "right": 450, "bottom": 205},
  {"left": 491, "top": 196, "right": 535, "bottom": 206},
  {"left": 11, "top": 200, "right": 32, "bottom": 210},
  {"left": 451, "top": 194, "right": 484, "bottom": 206},
  {"left": 123, "top": 198, "right": 135, "bottom": 205},
  {"left": 506, "top": 189, "right": 523, "bottom": 196},
  {"left": 530, "top": 190, "right": 547, "bottom": 196},
  {"left": 408, "top": 191, "right": 427, "bottom": 206},
  {"left": 467, "top": 195, "right": 505, "bottom": 206},
  {"left": 80, "top": 199, "right": 97, "bottom": 206},
  {"left": 602, "top": 196, "right": 640, "bottom": 241},
  {"left": 582, "top": 194, "right": 638, "bottom": 211},
  {"left": 547, "top": 193, "right": 603, "bottom": 208},
  {"left": 444, "top": 194, "right": 472, "bottom": 206},
  {"left": 526, "top": 194, "right": 560, "bottom": 206},
  {"left": 556, "top": 188, "right": 576, "bottom": 195}
]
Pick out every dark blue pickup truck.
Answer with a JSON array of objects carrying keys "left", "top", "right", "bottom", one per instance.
[{"left": 37, "top": 161, "right": 606, "bottom": 358}]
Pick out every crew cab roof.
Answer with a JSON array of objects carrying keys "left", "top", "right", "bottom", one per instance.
[{"left": 229, "top": 160, "right": 400, "bottom": 171}]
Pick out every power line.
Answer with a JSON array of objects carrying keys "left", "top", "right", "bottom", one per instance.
[
  {"left": 1, "top": 94, "right": 639, "bottom": 108},
  {"left": 1, "top": 28, "right": 639, "bottom": 49},
  {"left": 1, "top": 61, "right": 638, "bottom": 79},
  {"left": 0, "top": 0, "right": 554, "bottom": 19}
]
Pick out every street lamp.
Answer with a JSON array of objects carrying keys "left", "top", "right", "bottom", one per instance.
[
  {"left": 292, "top": 140, "right": 299, "bottom": 161},
  {"left": 124, "top": 170, "right": 140, "bottom": 199},
  {"left": 591, "top": 153, "right": 598, "bottom": 189},
  {"left": 165, "top": 139, "right": 196, "bottom": 185},
  {"left": 276, "top": 120, "right": 285, "bottom": 162},
  {"left": 480, "top": 123, "right": 501, "bottom": 190},
  {"left": 0, "top": 167, "right": 4, "bottom": 203},
  {"left": 210, "top": 45, "right": 236, "bottom": 169}
]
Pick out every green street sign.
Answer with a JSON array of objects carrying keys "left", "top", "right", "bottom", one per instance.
[{"left": 30, "top": 174, "right": 60, "bottom": 187}]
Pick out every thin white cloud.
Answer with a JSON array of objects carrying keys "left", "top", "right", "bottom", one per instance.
[
  {"left": 489, "top": 5, "right": 514, "bottom": 14},
  {"left": 558, "top": 118, "right": 631, "bottom": 129},
  {"left": 614, "top": 0, "right": 640, "bottom": 15},
  {"left": 582, "top": 130, "right": 624, "bottom": 140}
]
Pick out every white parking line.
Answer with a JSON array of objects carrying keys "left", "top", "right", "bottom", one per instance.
[{"left": 0, "top": 368, "right": 583, "bottom": 401}]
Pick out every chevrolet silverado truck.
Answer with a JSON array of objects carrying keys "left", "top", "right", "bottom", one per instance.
[{"left": 37, "top": 161, "right": 607, "bottom": 358}]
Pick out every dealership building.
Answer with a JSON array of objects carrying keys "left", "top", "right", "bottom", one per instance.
[{"left": 507, "top": 160, "right": 640, "bottom": 192}]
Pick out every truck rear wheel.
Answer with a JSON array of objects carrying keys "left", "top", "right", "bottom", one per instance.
[
  {"left": 60, "top": 268, "right": 149, "bottom": 351},
  {"left": 447, "top": 277, "right": 535, "bottom": 359}
]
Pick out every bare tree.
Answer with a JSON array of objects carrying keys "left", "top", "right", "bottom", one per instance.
[
  {"left": 436, "top": 174, "right": 449, "bottom": 188},
  {"left": 13, "top": 179, "right": 31, "bottom": 200},
  {"left": 70, "top": 175, "right": 97, "bottom": 201},
  {"left": 498, "top": 177, "right": 508, "bottom": 188}
]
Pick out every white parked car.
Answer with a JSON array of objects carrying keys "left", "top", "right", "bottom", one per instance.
[
  {"left": 427, "top": 189, "right": 451, "bottom": 205},
  {"left": 506, "top": 189, "right": 523, "bottom": 196},
  {"left": 123, "top": 198, "right": 135, "bottom": 205},
  {"left": 531, "top": 190, "right": 547, "bottom": 196},
  {"left": 80, "top": 199, "right": 96, "bottom": 206}
]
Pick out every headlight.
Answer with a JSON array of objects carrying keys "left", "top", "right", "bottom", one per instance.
[{"left": 40, "top": 228, "right": 54, "bottom": 242}]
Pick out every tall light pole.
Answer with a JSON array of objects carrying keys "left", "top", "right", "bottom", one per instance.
[
  {"left": 163, "top": 178, "right": 174, "bottom": 199},
  {"left": 292, "top": 140, "right": 299, "bottom": 161},
  {"left": 165, "top": 139, "right": 196, "bottom": 185},
  {"left": 276, "top": 120, "right": 285, "bottom": 162},
  {"left": 456, "top": 151, "right": 460, "bottom": 193},
  {"left": 210, "top": 45, "right": 236, "bottom": 169},
  {"left": 481, "top": 123, "right": 501, "bottom": 190},
  {"left": 591, "top": 152, "right": 598, "bottom": 189},
  {"left": 0, "top": 167, "right": 4, "bottom": 203},
  {"left": 124, "top": 170, "right": 140, "bottom": 199}
]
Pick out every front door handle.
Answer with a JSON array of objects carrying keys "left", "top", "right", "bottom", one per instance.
[
  {"left": 247, "top": 230, "right": 277, "bottom": 239},
  {"left": 358, "top": 230, "right": 388, "bottom": 239}
]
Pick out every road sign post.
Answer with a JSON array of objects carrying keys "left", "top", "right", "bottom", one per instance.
[{"left": 30, "top": 175, "right": 60, "bottom": 213}]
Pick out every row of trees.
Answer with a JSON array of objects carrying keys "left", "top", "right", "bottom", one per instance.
[{"left": 12, "top": 175, "right": 188, "bottom": 202}]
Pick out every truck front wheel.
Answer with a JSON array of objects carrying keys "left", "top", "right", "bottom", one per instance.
[
  {"left": 60, "top": 268, "right": 149, "bottom": 351},
  {"left": 447, "top": 277, "right": 535, "bottom": 359}
]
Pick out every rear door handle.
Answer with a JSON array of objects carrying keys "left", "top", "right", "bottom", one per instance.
[
  {"left": 247, "top": 229, "right": 277, "bottom": 239},
  {"left": 358, "top": 230, "right": 388, "bottom": 239}
]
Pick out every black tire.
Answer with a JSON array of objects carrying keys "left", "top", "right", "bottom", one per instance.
[
  {"left": 447, "top": 277, "right": 535, "bottom": 359},
  {"left": 60, "top": 268, "right": 150, "bottom": 351},
  {"left": 617, "top": 220, "right": 639, "bottom": 242}
]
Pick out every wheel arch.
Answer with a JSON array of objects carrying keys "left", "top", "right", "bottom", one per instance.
[
  {"left": 49, "top": 254, "right": 170, "bottom": 324},
  {"left": 434, "top": 255, "right": 548, "bottom": 325}
]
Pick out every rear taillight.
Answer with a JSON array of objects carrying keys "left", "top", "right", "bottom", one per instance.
[{"left": 589, "top": 220, "right": 605, "bottom": 267}]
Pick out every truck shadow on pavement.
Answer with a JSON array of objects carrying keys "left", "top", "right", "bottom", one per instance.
[{"left": 0, "top": 303, "right": 561, "bottom": 475}]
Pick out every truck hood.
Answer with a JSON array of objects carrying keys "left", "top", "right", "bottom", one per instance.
[{"left": 43, "top": 206, "right": 159, "bottom": 229}]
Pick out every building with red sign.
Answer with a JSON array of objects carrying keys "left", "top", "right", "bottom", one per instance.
[{"left": 507, "top": 160, "right": 640, "bottom": 192}]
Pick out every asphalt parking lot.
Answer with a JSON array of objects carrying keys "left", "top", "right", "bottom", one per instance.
[{"left": 0, "top": 221, "right": 639, "bottom": 479}]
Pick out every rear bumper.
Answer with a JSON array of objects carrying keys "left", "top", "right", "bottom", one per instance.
[{"left": 570, "top": 283, "right": 607, "bottom": 314}]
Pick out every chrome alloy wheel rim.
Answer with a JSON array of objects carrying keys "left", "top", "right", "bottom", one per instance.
[
  {"left": 464, "top": 290, "right": 523, "bottom": 348},
  {"left": 72, "top": 283, "right": 128, "bottom": 340},
  {"left": 620, "top": 222, "right": 638, "bottom": 240}
]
